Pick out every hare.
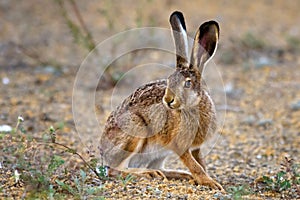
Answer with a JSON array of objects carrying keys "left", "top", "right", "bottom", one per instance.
[{"left": 100, "top": 11, "right": 223, "bottom": 190}]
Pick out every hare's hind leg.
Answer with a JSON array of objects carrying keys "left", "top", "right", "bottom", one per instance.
[
  {"left": 159, "top": 170, "right": 193, "bottom": 180},
  {"left": 110, "top": 168, "right": 167, "bottom": 180},
  {"left": 108, "top": 155, "right": 192, "bottom": 181},
  {"left": 109, "top": 168, "right": 193, "bottom": 181},
  {"left": 103, "top": 138, "right": 166, "bottom": 179},
  {"left": 100, "top": 131, "right": 145, "bottom": 170},
  {"left": 147, "top": 157, "right": 194, "bottom": 180},
  {"left": 109, "top": 155, "right": 167, "bottom": 180}
]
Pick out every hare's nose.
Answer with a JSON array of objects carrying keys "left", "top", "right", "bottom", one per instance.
[
  {"left": 163, "top": 89, "right": 176, "bottom": 109},
  {"left": 167, "top": 98, "right": 174, "bottom": 107},
  {"left": 163, "top": 97, "right": 175, "bottom": 109},
  {"left": 166, "top": 99, "right": 174, "bottom": 108}
]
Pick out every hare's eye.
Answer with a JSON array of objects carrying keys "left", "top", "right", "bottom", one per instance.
[{"left": 184, "top": 80, "right": 192, "bottom": 88}]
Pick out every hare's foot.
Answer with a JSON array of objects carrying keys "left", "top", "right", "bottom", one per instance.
[
  {"left": 194, "top": 175, "right": 225, "bottom": 192},
  {"left": 160, "top": 170, "right": 193, "bottom": 180},
  {"left": 129, "top": 168, "right": 167, "bottom": 179},
  {"left": 108, "top": 167, "right": 166, "bottom": 180},
  {"left": 179, "top": 150, "right": 224, "bottom": 192}
]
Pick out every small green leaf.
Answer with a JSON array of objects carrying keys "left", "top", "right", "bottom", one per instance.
[
  {"left": 74, "top": 177, "right": 81, "bottom": 193},
  {"left": 55, "top": 121, "right": 65, "bottom": 130},
  {"left": 48, "top": 155, "right": 65, "bottom": 174},
  {"left": 262, "top": 176, "right": 273, "bottom": 185},
  {"left": 96, "top": 166, "right": 108, "bottom": 179},
  {"left": 279, "top": 180, "right": 291, "bottom": 191},
  {"left": 49, "top": 126, "right": 55, "bottom": 133},
  {"left": 86, "top": 187, "right": 96, "bottom": 195},
  {"left": 80, "top": 169, "right": 87, "bottom": 182},
  {"left": 56, "top": 180, "right": 76, "bottom": 195},
  {"left": 55, "top": 180, "right": 64, "bottom": 186}
]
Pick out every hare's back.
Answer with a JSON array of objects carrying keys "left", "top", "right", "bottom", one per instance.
[
  {"left": 104, "top": 79, "right": 167, "bottom": 131},
  {"left": 126, "top": 79, "right": 167, "bottom": 107}
]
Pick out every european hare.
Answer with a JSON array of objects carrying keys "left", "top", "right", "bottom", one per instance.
[{"left": 100, "top": 11, "right": 223, "bottom": 190}]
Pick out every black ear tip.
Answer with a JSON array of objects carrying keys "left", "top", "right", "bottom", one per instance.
[
  {"left": 210, "top": 20, "right": 220, "bottom": 31},
  {"left": 170, "top": 11, "right": 186, "bottom": 30},
  {"left": 170, "top": 11, "right": 183, "bottom": 18},
  {"left": 199, "top": 20, "right": 220, "bottom": 37}
]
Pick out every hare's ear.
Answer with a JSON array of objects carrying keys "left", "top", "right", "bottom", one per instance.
[
  {"left": 169, "top": 11, "right": 189, "bottom": 68},
  {"left": 190, "top": 21, "right": 219, "bottom": 74}
]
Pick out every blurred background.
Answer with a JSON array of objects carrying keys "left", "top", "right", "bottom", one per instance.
[{"left": 1, "top": 0, "right": 299, "bottom": 69}]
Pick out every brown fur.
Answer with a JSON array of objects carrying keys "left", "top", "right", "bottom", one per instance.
[{"left": 100, "top": 11, "right": 223, "bottom": 191}]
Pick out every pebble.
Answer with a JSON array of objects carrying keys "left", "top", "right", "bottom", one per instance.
[
  {"left": 257, "top": 119, "right": 273, "bottom": 127},
  {"left": 0, "top": 124, "right": 12, "bottom": 132},
  {"left": 154, "top": 188, "right": 161, "bottom": 195},
  {"left": 248, "top": 162, "right": 256, "bottom": 167},
  {"left": 229, "top": 151, "right": 243, "bottom": 159},
  {"left": 238, "top": 173, "right": 249, "bottom": 179},
  {"left": 254, "top": 56, "right": 276, "bottom": 68},
  {"left": 241, "top": 115, "right": 256, "bottom": 125},
  {"left": 224, "top": 82, "right": 243, "bottom": 98},
  {"left": 0, "top": 114, "right": 8, "bottom": 120},
  {"left": 290, "top": 100, "right": 300, "bottom": 111},
  {"left": 2, "top": 77, "right": 9, "bottom": 85}
]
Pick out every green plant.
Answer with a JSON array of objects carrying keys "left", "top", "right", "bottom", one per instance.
[
  {"left": 118, "top": 174, "right": 134, "bottom": 191},
  {"left": 0, "top": 116, "right": 68, "bottom": 198},
  {"left": 48, "top": 184, "right": 56, "bottom": 200},
  {"left": 96, "top": 165, "right": 109, "bottom": 180},
  {"left": 98, "top": 1, "right": 116, "bottom": 31},
  {"left": 56, "top": 169, "right": 105, "bottom": 199},
  {"left": 227, "top": 185, "right": 252, "bottom": 200},
  {"left": 262, "top": 171, "right": 291, "bottom": 192},
  {"left": 54, "top": 0, "right": 117, "bottom": 88},
  {"left": 262, "top": 157, "right": 300, "bottom": 193},
  {"left": 0, "top": 116, "right": 109, "bottom": 199},
  {"left": 286, "top": 36, "right": 300, "bottom": 52},
  {"left": 48, "top": 126, "right": 106, "bottom": 180},
  {"left": 55, "top": 0, "right": 96, "bottom": 51}
]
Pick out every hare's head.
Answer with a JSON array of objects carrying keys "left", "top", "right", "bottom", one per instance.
[{"left": 163, "top": 11, "right": 219, "bottom": 110}]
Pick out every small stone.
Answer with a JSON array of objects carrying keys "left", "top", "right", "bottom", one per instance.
[
  {"left": 241, "top": 115, "right": 256, "bottom": 125},
  {"left": 290, "top": 100, "right": 300, "bottom": 111},
  {"left": 224, "top": 82, "right": 234, "bottom": 95},
  {"left": 166, "top": 192, "right": 172, "bottom": 198},
  {"left": 257, "top": 119, "right": 273, "bottom": 127},
  {"left": 0, "top": 124, "right": 12, "bottom": 132},
  {"left": 154, "top": 188, "right": 161, "bottom": 195},
  {"left": 2, "top": 77, "right": 9, "bottom": 85},
  {"left": 248, "top": 162, "right": 256, "bottom": 167},
  {"left": 254, "top": 56, "right": 276, "bottom": 68},
  {"left": 233, "top": 166, "right": 240, "bottom": 172},
  {"left": 239, "top": 173, "right": 249, "bottom": 179}
]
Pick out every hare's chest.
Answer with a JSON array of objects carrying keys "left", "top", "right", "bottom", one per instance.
[{"left": 173, "top": 109, "right": 212, "bottom": 147}]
